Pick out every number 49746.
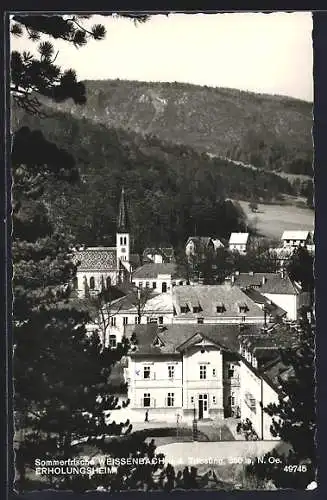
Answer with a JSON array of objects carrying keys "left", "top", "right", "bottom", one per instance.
[{"left": 284, "top": 465, "right": 308, "bottom": 473}]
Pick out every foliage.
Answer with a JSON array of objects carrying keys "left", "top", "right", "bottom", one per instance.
[
  {"left": 287, "top": 246, "right": 314, "bottom": 294},
  {"left": 246, "top": 312, "right": 316, "bottom": 488},
  {"left": 33, "top": 78, "right": 313, "bottom": 177}
]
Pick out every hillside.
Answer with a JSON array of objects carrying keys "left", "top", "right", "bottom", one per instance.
[
  {"left": 12, "top": 101, "right": 296, "bottom": 248},
  {"left": 39, "top": 79, "right": 313, "bottom": 176}
]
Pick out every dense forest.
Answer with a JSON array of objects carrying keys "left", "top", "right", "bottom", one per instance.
[
  {"left": 12, "top": 103, "right": 296, "bottom": 251},
  {"left": 38, "top": 79, "right": 313, "bottom": 176}
]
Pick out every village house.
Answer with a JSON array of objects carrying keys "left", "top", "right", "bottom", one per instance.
[
  {"left": 281, "top": 230, "right": 312, "bottom": 248},
  {"left": 131, "top": 263, "right": 187, "bottom": 293},
  {"left": 142, "top": 247, "right": 175, "bottom": 264},
  {"left": 241, "top": 287, "right": 287, "bottom": 323},
  {"left": 185, "top": 236, "right": 215, "bottom": 261},
  {"left": 74, "top": 188, "right": 138, "bottom": 297},
  {"left": 123, "top": 321, "right": 292, "bottom": 440},
  {"left": 228, "top": 232, "right": 249, "bottom": 255},
  {"left": 172, "top": 284, "right": 266, "bottom": 325},
  {"left": 99, "top": 291, "right": 174, "bottom": 345},
  {"left": 227, "top": 271, "right": 305, "bottom": 321}
]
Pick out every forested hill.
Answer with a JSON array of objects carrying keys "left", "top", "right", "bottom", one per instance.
[
  {"left": 39, "top": 79, "right": 313, "bottom": 176},
  {"left": 12, "top": 101, "right": 296, "bottom": 248}
]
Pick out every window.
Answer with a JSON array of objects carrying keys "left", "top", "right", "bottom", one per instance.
[
  {"left": 191, "top": 396, "right": 194, "bottom": 404},
  {"left": 162, "top": 282, "right": 167, "bottom": 293},
  {"left": 197, "top": 317, "right": 204, "bottom": 324},
  {"left": 228, "top": 365, "right": 235, "bottom": 378},
  {"left": 212, "top": 368, "right": 216, "bottom": 377},
  {"left": 109, "top": 335, "right": 116, "bottom": 348},
  {"left": 138, "top": 282, "right": 143, "bottom": 288},
  {"left": 145, "top": 282, "right": 150, "bottom": 288},
  {"left": 193, "top": 306, "right": 202, "bottom": 313},
  {"left": 152, "top": 282, "right": 157, "bottom": 289},
  {"left": 179, "top": 281, "right": 183, "bottom": 285},
  {"left": 106, "top": 276, "right": 111, "bottom": 288},
  {"left": 216, "top": 304, "right": 226, "bottom": 313},
  {"left": 167, "top": 393, "right": 174, "bottom": 407},
  {"left": 132, "top": 281, "right": 136, "bottom": 286},
  {"left": 110, "top": 317, "right": 116, "bottom": 327},
  {"left": 200, "top": 365, "right": 207, "bottom": 380},
  {"left": 123, "top": 236, "right": 127, "bottom": 245},
  {"left": 158, "top": 316, "right": 163, "bottom": 325},
  {"left": 120, "top": 237, "right": 123, "bottom": 245},
  {"left": 123, "top": 317, "right": 128, "bottom": 326},
  {"left": 228, "top": 394, "right": 235, "bottom": 406},
  {"left": 180, "top": 305, "right": 189, "bottom": 314},
  {"left": 212, "top": 395, "right": 216, "bottom": 404},
  {"left": 168, "top": 365, "right": 175, "bottom": 379},
  {"left": 144, "top": 366, "right": 151, "bottom": 379},
  {"left": 89, "top": 276, "right": 95, "bottom": 289},
  {"left": 149, "top": 317, "right": 157, "bottom": 324},
  {"left": 135, "top": 316, "right": 140, "bottom": 325},
  {"left": 143, "top": 393, "right": 151, "bottom": 407},
  {"left": 172, "top": 281, "right": 176, "bottom": 287},
  {"left": 239, "top": 304, "right": 249, "bottom": 314}
]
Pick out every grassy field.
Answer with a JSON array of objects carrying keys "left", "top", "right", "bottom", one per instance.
[{"left": 238, "top": 200, "right": 314, "bottom": 239}]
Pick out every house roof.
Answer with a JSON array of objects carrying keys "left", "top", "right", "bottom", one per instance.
[
  {"left": 211, "top": 238, "right": 224, "bottom": 249},
  {"left": 281, "top": 230, "right": 310, "bottom": 241},
  {"left": 110, "top": 291, "right": 174, "bottom": 314},
  {"left": 132, "top": 263, "right": 183, "bottom": 279},
  {"left": 143, "top": 247, "right": 174, "bottom": 259},
  {"left": 242, "top": 288, "right": 287, "bottom": 318},
  {"left": 125, "top": 323, "right": 261, "bottom": 356},
  {"left": 129, "top": 253, "right": 142, "bottom": 268},
  {"left": 74, "top": 247, "right": 117, "bottom": 271},
  {"left": 231, "top": 272, "right": 298, "bottom": 295},
  {"left": 186, "top": 236, "right": 213, "bottom": 248},
  {"left": 173, "top": 284, "right": 264, "bottom": 319},
  {"left": 229, "top": 233, "right": 249, "bottom": 245}
]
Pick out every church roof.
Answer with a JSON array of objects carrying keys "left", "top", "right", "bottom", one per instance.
[
  {"left": 74, "top": 247, "right": 117, "bottom": 271},
  {"left": 117, "top": 187, "right": 129, "bottom": 232},
  {"left": 132, "top": 263, "right": 183, "bottom": 279}
]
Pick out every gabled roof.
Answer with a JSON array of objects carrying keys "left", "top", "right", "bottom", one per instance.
[
  {"left": 74, "top": 247, "right": 117, "bottom": 271},
  {"left": 186, "top": 236, "right": 213, "bottom": 248},
  {"left": 132, "top": 263, "right": 183, "bottom": 279},
  {"left": 125, "top": 323, "right": 261, "bottom": 356},
  {"left": 110, "top": 291, "right": 174, "bottom": 314},
  {"left": 143, "top": 247, "right": 174, "bottom": 259},
  {"left": 231, "top": 272, "right": 298, "bottom": 295},
  {"left": 281, "top": 230, "right": 310, "bottom": 241},
  {"left": 242, "top": 288, "right": 287, "bottom": 318},
  {"left": 229, "top": 233, "right": 249, "bottom": 245},
  {"left": 173, "top": 285, "right": 264, "bottom": 318}
]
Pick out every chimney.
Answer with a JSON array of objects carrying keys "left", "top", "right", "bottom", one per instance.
[
  {"left": 249, "top": 271, "right": 254, "bottom": 276},
  {"left": 235, "top": 270, "right": 240, "bottom": 276},
  {"left": 280, "top": 269, "right": 285, "bottom": 279},
  {"left": 231, "top": 275, "right": 235, "bottom": 285},
  {"left": 262, "top": 276, "right": 266, "bottom": 285}
]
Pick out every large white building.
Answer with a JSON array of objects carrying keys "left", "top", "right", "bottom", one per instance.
[
  {"left": 281, "top": 230, "right": 312, "bottom": 248},
  {"left": 131, "top": 263, "right": 187, "bottom": 293},
  {"left": 228, "top": 271, "right": 305, "bottom": 321},
  {"left": 123, "top": 322, "right": 294, "bottom": 440}
]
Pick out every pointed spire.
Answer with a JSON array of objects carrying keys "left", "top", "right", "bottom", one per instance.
[{"left": 117, "top": 186, "right": 129, "bottom": 232}]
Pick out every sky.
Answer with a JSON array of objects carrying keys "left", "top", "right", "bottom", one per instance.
[{"left": 11, "top": 12, "right": 313, "bottom": 101}]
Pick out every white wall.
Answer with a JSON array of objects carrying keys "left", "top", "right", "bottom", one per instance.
[
  {"left": 173, "top": 316, "right": 265, "bottom": 325},
  {"left": 263, "top": 292, "right": 298, "bottom": 320},
  {"left": 183, "top": 343, "right": 224, "bottom": 417},
  {"left": 76, "top": 270, "right": 118, "bottom": 297},
  {"left": 239, "top": 361, "right": 280, "bottom": 440}
]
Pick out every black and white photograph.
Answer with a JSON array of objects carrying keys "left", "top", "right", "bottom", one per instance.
[{"left": 9, "top": 11, "right": 316, "bottom": 493}]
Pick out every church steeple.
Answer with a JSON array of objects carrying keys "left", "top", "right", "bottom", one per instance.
[{"left": 117, "top": 186, "right": 129, "bottom": 232}]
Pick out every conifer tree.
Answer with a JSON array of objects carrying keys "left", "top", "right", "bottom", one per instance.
[{"left": 246, "top": 310, "right": 316, "bottom": 489}]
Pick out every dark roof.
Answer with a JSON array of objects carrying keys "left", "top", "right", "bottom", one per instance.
[
  {"left": 74, "top": 247, "right": 117, "bottom": 271},
  {"left": 173, "top": 285, "right": 264, "bottom": 319},
  {"left": 261, "top": 356, "right": 295, "bottom": 392},
  {"left": 132, "top": 263, "right": 183, "bottom": 279},
  {"left": 239, "top": 325, "right": 299, "bottom": 352},
  {"left": 129, "top": 253, "right": 142, "bottom": 268},
  {"left": 117, "top": 187, "right": 129, "bottom": 232},
  {"left": 242, "top": 288, "right": 287, "bottom": 318},
  {"left": 231, "top": 272, "right": 298, "bottom": 295},
  {"left": 186, "top": 237, "right": 213, "bottom": 252},
  {"left": 125, "top": 323, "right": 261, "bottom": 356}
]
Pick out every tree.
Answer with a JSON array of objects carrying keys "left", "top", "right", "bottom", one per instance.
[
  {"left": 11, "top": 13, "right": 154, "bottom": 492},
  {"left": 246, "top": 311, "right": 316, "bottom": 489},
  {"left": 287, "top": 246, "right": 314, "bottom": 297}
]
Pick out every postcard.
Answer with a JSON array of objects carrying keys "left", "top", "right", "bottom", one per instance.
[{"left": 9, "top": 10, "right": 316, "bottom": 494}]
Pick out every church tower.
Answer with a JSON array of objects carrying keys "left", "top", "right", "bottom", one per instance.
[{"left": 116, "top": 187, "right": 130, "bottom": 271}]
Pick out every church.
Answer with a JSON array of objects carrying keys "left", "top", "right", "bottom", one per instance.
[{"left": 74, "top": 187, "right": 137, "bottom": 298}]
